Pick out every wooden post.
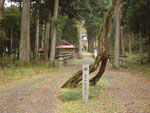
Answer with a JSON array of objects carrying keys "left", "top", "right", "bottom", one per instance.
[{"left": 82, "top": 65, "right": 89, "bottom": 102}]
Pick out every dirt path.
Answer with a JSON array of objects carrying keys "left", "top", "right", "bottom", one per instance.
[
  {"left": 0, "top": 56, "right": 94, "bottom": 113},
  {"left": 0, "top": 66, "right": 81, "bottom": 113},
  {"left": 0, "top": 56, "right": 150, "bottom": 113},
  {"left": 100, "top": 67, "right": 150, "bottom": 113}
]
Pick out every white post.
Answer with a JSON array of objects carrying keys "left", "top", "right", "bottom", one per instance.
[{"left": 82, "top": 65, "right": 89, "bottom": 102}]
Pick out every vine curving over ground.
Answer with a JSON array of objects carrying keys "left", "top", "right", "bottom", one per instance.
[{"left": 61, "top": 0, "right": 120, "bottom": 88}]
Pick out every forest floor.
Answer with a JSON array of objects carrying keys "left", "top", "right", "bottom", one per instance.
[{"left": 0, "top": 55, "right": 150, "bottom": 113}]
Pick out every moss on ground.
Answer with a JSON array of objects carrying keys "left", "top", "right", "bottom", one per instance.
[{"left": 0, "top": 59, "right": 61, "bottom": 85}]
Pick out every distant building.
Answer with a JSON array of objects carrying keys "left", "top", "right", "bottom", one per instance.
[{"left": 56, "top": 40, "right": 75, "bottom": 56}]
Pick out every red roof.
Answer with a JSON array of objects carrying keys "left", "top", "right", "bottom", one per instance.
[
  {"left": 56, "top": 40, "right": 75, "bottom": 49},
  {"left": 56, "top": 45, "right": 75, "bottom": 49},
  {"left": 39, "top": 48, "right": 44, "bottom": 51}
]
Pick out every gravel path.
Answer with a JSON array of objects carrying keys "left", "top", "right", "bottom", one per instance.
[
  {"left": 0, "top": 66, "right": 82, "bottom": 113},
  {"left": 100, "top": 67, "right": 150, "bottom": 113},
  {"left": 0, "top": 56, "right": 150, "bottom": 113}
]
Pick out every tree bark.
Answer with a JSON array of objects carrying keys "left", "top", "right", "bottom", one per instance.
[
  {"left": 50, "top": 0, "right": 59, "bottom": 66},
  {"left": 19, "top": 0, "right": 22, "bottom": 11},
  {"left": 10, "top": 28, "right": 13, "bottom": 51},
  {"left": 0, "top": 0, "right": 5, "bottom": 20},
  {"left": 61, "top": 0, "right": 120, "bottom": 88},
  {"left": 128, "top": 33, "right": 132, "bottom": 54},
  {"left": 90, "top": 56, "right": 108, "bottom": 85},
  {"left": 147, "top": 36, "right": 150, "bottom": 63},
  {"left": 113, "top": 4, "right": 120, "bottom": 69},
  {"left": 88, "top": 31, "right": 92, "bottom": 52},
  {"left": 139, "top": 32, "right": 143, "bottom": 64},
  {"left": 35, "top": 9, "right": 40, "bottom": 61},
  {"left": 19, "top": 0, "right": 30, "bottom": 65},
  {"left": 91, "top": 34, "right": 94, "bottom": 52},
  {"left": 45, "top": 17, "right": 50, "bottom": 61},
  {"left": 94, "top": 35, "right": 96, "bottom": 48},
  {"left": 0, "top": 0, "right": 5, "bottom": 39},
  {"left": 78, "top": 19, "right": 83, "bottom": 59},
  {"left": 41, "top": 23, "right": 45, "bottom": 49},
  {"left": 90, "top": 17, "right": 113, "bottom": 86},
  {"left": 120, "top": 26, "right": 124, "bottom": 55}
]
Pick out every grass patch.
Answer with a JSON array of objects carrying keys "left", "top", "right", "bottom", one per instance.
[
  {"left": 122, "top": 54, "right": 150, "bottom": 78},
  {"left": 59, "top": 83, "right": 127, "bottom": 113},
  {"left": 59, "top": 85, "right": 106, "bottom": 113},
  {"left": 59, "top": 85, "right": 104, "bottom": 102},
  {"left": 0, "top": 58, "right": 61, "bottom": 85},
  {"left": 108, "top": 53, "right": 150, "bottom": 78}
]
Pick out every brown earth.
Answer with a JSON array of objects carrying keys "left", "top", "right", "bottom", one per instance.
[{"left": 0, "top": 56, "right": 150, "bottom": 113}]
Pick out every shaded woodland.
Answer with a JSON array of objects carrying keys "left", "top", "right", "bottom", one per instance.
[{"left": 0, "top": 0, "right": 150, "bottom": 88}]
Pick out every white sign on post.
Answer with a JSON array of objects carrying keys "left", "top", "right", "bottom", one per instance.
[{"left": 82, "top": 65, "right": 89, "bottom": 102}]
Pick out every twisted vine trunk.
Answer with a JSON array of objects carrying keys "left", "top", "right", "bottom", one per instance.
[
  {"left": 62, "top": 0, "right": 120, "bottom": 88},
  {"left": 90, "top": 56, "right": 108, "bottom": 85}
]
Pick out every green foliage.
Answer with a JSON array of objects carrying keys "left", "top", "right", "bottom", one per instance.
[
  {"left": 121, "top": 0, "right": 150, "bottom": 63},
  {"left": 1, "top": 6, "right": 21, "bottom": 29},
  {"left": 85, "top": 0, "right": 111, "bottom": 45},
  {"left": 61, "top": 18, "right": 78, "bottom": 45},
  {"left": 0, "top": 6, "right": 21, "bottom": 53},
  {"left": 55, "top": 16, "right": 68, "bottom": 45},
  {"left": 60, "top": 0, "right": 91, "bottom": 20},
  {"left": 122, "top": 0, "right": 150, "bottom": 35},
  {"left": 59, "top": 88, "right": 82, "bottom": 101}
]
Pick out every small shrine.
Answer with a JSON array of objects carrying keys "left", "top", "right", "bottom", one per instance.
[{"left": 56, "top": 40, "right": 75, "bottom": 56}]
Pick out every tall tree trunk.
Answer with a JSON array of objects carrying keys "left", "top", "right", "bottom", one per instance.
[
  {"left": 35, "top": 9, "right": 40, "bottom": 61},
  {"left": 128, "top": 33, "right": 132, "bottom": 54},
  {"left": 41, "top": 23, "right": 45, "bottom": 49},
  {"left": 113, "top": 4, "right": 121, "bottom": 69},
  {"left": 122, "top": 28, "right": 125, "bottom": 55},
  {"left": 19, "top": 0, "right": 22, "bottom": 11},
  {"left": 45, "top": 17, "right": 50, "bottom": 61},
  {"left": 50, "top": 0, "right": 59, "bottom": 66},
  {"left": 139, "top": 32, "right": 143, "bottom": 64},
  {"left": 78, "top": 19, "right": 83, "bottom": 58},
  {"left": 91, "top": 34, "right": 94, "bottom": 52},
  {"left": 0, "top": 0, "right": 5, "bottom": 20},
  {"left": 62, "top": 0, "right": 120, "bottom": 88},
  {"left": 88, "top": 32, "right": 92, "bottom": 52},
  {"left": 120, "top": 26, "right": 124, "bottom": 55},
  {"left": 0, "top": 0, "right": 5, "bottom": 39},
  {"left": 94, "top": 35, "right": 97, "bottom": 48},
  {"left": 147, "top": 36, "right": 150, "bottom": 63},
  {"left": 10, "top": 28, "right": 13, "bottom": 51},
  {"left": 19, "top": 0, "right": 30, "bottom": 65}
]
